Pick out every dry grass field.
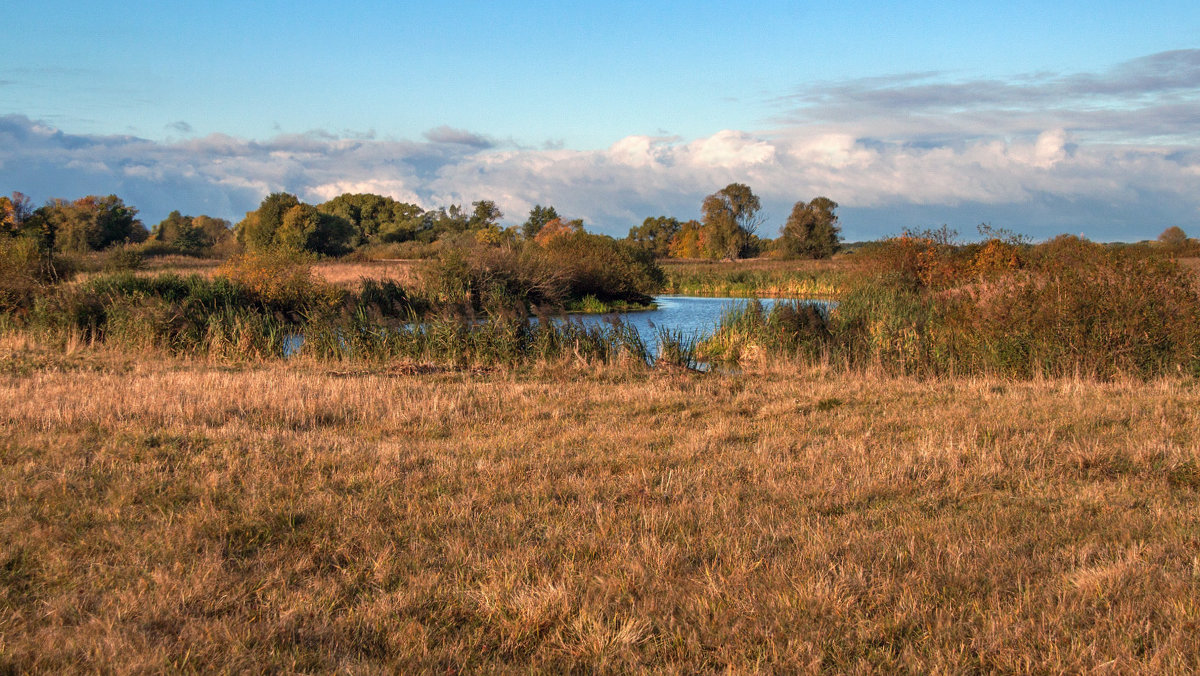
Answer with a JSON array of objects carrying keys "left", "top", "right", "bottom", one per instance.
[
  {"left": 75, "top": 257, "right": 424, "bottom": 289},
  {"left": 1, "top": 339, "right": 1198, "bottom": 671}
]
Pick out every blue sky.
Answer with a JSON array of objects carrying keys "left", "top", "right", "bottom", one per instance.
[{"left": 3, "top": 1, "right": 1200, "bottom": 240}]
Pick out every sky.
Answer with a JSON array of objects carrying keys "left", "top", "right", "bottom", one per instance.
[{"left": 2, "top": 0, "right": 1200, "bottom": 241}]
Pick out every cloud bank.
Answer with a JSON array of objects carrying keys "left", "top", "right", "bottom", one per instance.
[{"left": 2, "top": 51, "right": 1199, "bottom": 240}]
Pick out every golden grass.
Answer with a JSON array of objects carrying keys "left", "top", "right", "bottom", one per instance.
[
  {"left": 1, "top": 345, "right": 1199, "bottom": 671},
  {"left": 72, "top": 258, "right": 424, "bottom": 290},
  {"left": 312, "top": 259, "right": 422, "bottom": 288}
]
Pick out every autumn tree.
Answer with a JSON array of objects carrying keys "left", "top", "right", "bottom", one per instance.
[
  {"left": 0, "top": 193, "right": 34, "bottom": 237},
  {"left": 533, "top": 217, "right": 584, "bottom": 246},
  {"left": 666, "top": 220, "right": 704, "bottom": 258},
  {"left": 700, "top": 183, "right": 762, "bottom": 259},
  {"left": 46, "top": 195, "right": 147, "bottom": 253},
  {"left": 780, "top": 197, "right": 841, "bottom": 259},
  {"left": 1158, "top": 226, "right": 1188, "bottom": 251}
]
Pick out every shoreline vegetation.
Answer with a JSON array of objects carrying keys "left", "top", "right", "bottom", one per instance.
[{"left": 3, "top": 188, "right": 1200, "bottom": 669}]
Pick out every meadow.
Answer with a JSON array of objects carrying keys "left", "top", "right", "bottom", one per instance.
[
  {"left": 1, "top": 341, "right": 1198, "bottom": 672},
  {"left": 4, "top": 229, "right": 1200, "bottom": 670}
]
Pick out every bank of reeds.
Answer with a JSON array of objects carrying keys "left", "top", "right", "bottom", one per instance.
[
  {"left": 700, "top": 234, "right": 1200, "bottom": 379},
  {"left": 660, "top": 259, "right": 843, "bottom": 297}
]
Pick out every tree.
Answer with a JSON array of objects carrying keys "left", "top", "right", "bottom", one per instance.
[
  {"left": 533, "top": 217, "right": 584, "bottom": 246},
  {"left": 1158, "top": 226, "right": 1188, "bottom": 251},
  {"left": 0, "top": 192, "right": 33, "bottom": 237},
  {"left": 626, "top": 216, "right": 681, "bottom": 258},
  {"left": 700, "top": 183, "right": 762, "bottom": 259},
  {"left": 237, "top": 192, "right": 300, "bottom": 250},
  {"left": 237, "top": 193, "right": 352, "bottom": 256},
  {"left": 780, "top": 197, "right": 841, "bottom": 259},
  {"left": 521, "top": 204, "right": 559, "bottom": 239},
  {"left": 46, "top": 195, "right": 146, "bottom": 253},
  {"left": 667, "top": 220, "right": 704, "bottom": 258},
  {"left": 151, "top": 211, "right": 232, "bottom": 252},
  {"left": 318, "top": 193, "right": 424, "bottom": 245},
  {"left": 468, "top": 200, "right": 503, "bottom": 230}
]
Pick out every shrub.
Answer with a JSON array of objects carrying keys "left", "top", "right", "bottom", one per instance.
[
  {"left": 217, "top": 249, "right": 344, "bottom": 320},
  {"left": 0, "top": 235, "right": 70, "bottom": 317},
  {"left": 541, "top": 232, "right": 664, "bottom": 305}
]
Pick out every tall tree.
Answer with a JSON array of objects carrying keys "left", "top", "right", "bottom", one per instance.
[
  {"left": 468, "top": 200, "right": 503, "bottom": 230},
  {"left": 521, "top": 204, "right": 559, "bottom": 239},
  {"left": 780, "top": 197, "right": 841, "bottom": 259},
  {"left": 701, "top": 183, "right": 762, "bottom": 259},
  {"left": 318, "top": 193, "right": 424, "bottom": 245}
]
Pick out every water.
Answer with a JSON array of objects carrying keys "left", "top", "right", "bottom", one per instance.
[
  {"left": 560, "top": 295, "right": 830, "bottom": 347},
  {"left": 285, "top": 296, "right": 832, "bottom": 358}
]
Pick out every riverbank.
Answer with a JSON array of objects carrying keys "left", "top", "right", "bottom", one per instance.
[{"left": 1, "top": 344, "right": 1197, "bottom": 672}]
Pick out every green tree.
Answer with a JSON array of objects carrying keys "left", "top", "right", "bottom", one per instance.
[
  {"left": 701, "top": 183, "right": 762, "bottom": 259},
  {"left": 468, "top": 200, "right": 503, "bottom": 230},
  {"left": 626, "top": 216, "right": 681, "bottom": 258},
  {"left": 48, "top": 195, "right": 146, "bottom": 253},
  {"left": 236, "top": 192, "right": 300, "bottom": 251},
  {"left": 521, "top": 204, "right": 559, "bottom": 239},
  {"left": 318, "top": 193, "right": 424, "bottom": 245},
  {"left": 238, "top": 193, "right": 352, "bottom": 256},
  {"left": 780, "top": 197, "right": 841, "bottom": 259}
]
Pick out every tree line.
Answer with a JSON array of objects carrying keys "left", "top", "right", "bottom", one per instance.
[{"left": 1, "top": 182, "right": 844, "bottom": 262}]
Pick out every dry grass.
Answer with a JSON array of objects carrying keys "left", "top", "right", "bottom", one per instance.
[
  {"left": 1, "top": 343, "right": 1199, "bottom": 671},
  {"left": 312, "top": 259, "right": 422, "bottom": 288},
  {"left": 72, "top": 258, "right": 424, "bottom": 290}
]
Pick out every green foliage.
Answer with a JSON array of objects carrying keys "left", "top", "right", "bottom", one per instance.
[
  {"left": 237, "top": 193, "right": 354, "bottom": 256},
  {"left": 626, "top": 216, "right": 681, "bottom": 258},
  {"left": 542, "top": 232, "right": 664, "bottom": 306},
  {"left": 424, "top": 242, "right": 566, "bottom": 311},
  {"left": 521, "top": 204, "right": 560, "bottom": 240},
  {"left": 698, "top": 300, "right": 832, "bottom": 363},
  {"left": 700, "top": 183, "right": 762, "bottom": 260},
  {"left": 318, "top": 193, "right": 424, "bottom": 245},
  {"left": 780, "top": 197, "right": 841, "bottom": 259},
  {"left": 236, "top": 192, "right": 299, "bottom": 250},
  {"left": 33, "top": 195, "right": 147, "bottom": 253},
  {"left": 150, "top": 211, "right": 233, "bottom": 253}
]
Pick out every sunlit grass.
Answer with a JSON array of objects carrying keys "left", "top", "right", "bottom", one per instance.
[{"left": 0, "top": 342, "right": 1197, "bottom": 671}]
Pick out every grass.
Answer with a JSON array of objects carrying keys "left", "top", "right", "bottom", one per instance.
[
  {"left": 74, "top": 257, "right": 422, "bottom": 290},
  {"left": 1, "top": 340, "right": 1198, "bottom": 671}
]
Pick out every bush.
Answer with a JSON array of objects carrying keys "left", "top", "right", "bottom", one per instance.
[
  {"left": 217, "top": 249, "right": 344, "bottom": 320},
  {"left": 541, "top": 232, "right": 663, "bottom": 305},
  {"left": 0, "top": 236, "right": 69, "bottom": 316}
]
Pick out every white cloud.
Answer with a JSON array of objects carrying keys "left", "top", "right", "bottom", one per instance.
[{"left": 3, "top": 47, "right": 1200, "bottom": 248}]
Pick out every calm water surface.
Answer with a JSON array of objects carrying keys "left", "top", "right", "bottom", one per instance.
[{"left": 562, "top": 295, "right": 831, "bottom": 345}]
